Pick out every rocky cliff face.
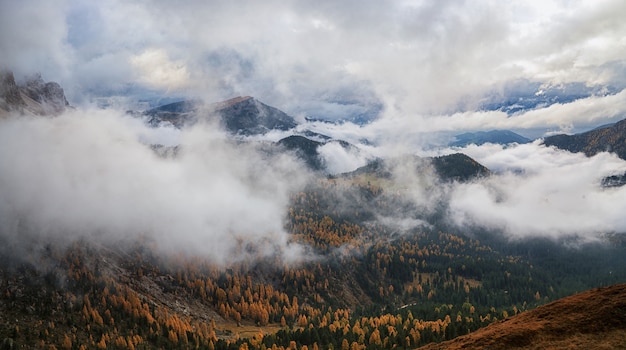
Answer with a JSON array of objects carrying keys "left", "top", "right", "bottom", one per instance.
[
  {"left": 0, "top": 70, "right": 26, "bottom": 115},
  {"left": 22, "top": 73, "right": 70, "bottom": 115},
  {"left": 0, "top": 70, "right": 70, "bottom": 117}
]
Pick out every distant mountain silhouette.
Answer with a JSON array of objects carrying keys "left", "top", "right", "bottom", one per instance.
[
  {"left": 542, "top": 118, "right": 626, "bottom": 187},
  {"left": 451, "top": 130, "right": 530, "bottom": 147},
  {"left": 543, "top": 118, "right": 626, "bottom": 160}
]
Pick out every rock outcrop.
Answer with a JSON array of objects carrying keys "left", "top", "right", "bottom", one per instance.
[{"left": 0, "top": 70, "right": 70, "bottom": 117}]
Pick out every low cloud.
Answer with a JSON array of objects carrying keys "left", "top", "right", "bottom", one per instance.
[
  {"left": 446, "top": 142, "right": 626, "bottom": 241},
  {"left": 0, "top": 109, "right": 311, "bottom": 265},
  {"left": 317, "top": 141, "right": 372, "bottom": 175}
]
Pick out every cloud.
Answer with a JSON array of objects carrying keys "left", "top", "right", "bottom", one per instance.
[
  {"left": 130, "top": 48, "right": 191, "bottom": 91},
  {"left": 446, "top": 142, "right": 626, "bottom": 240},
  {"left": 0, "top": 0, "right": 73, "bottom": 80},
  {"left": 2, "top": 0, "right": 626, "bottom": 248},
  {"left": 317, "top": 141, "right": 372, "bottom": 174},
  {"left": 0, "top": 109, "right": 311, "bottom": 265},
  {"left": 299, "top": 89, "right": 626, "bottom": 153},
  {"left": 2, "top": 0, "right": 625, "bottom": 129}
]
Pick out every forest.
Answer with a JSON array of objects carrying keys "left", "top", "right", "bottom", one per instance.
[{"left": 1, "top": 177, "right": 625, "bottom": 349}]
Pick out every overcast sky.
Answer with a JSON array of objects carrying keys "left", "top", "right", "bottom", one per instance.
[{"left": 2, "top": 0, "right": 626, "bottom": 135}]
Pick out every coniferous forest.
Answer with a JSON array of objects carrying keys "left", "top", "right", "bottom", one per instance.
[
  {"left": 3, "top": 1, "right": 626, "bottom": 348},
  {"left": 2, "top": 176, "right": 625, "bottom": 350}
]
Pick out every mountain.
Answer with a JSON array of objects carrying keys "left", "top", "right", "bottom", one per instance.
[
  {"left": 451, "top": 130, "right": 531, "bottom": 147},
  {"left": 1, "top": 147, "right": 624, "bottom": 350},
  {"left": 145, "top": 99, "right": 203, "bottom": 128},
  {"left": 277, "top": 135, "right": 325, "bottom": 170},
  {"left": 431, "top": 153, "right": 491, "bottom": 182},
  {"left": 543, "top": 118, "right": 626, "bottom": 187},
  {"left": 346, "top": 153, "right": 490, "bottom": 183},
  {"left": 277, "top": 135, "right": 361, "bottom": 172},
  {"left": 543, "top": 118, "right": 626, "bottom": 160},
  {"left": 146, "top": 96, "right": 297, "bottom": 135},
  {"left": 2, "top": 207, "right": 624, "bottom": 349},
  {"left": 214, "top": 96, "right": 297, "bottom": 135},
  {"left": 0, "top": 70, "right": 26, "bottom": 114},
  {"left": 418, "top": 283, "right": 626, "bottom": 350},
  {"left": 0, "top": 70, "right": 70, "bottom": 117}
]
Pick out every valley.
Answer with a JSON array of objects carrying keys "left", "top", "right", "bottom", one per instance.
[{"left": 1, "top": 72, "right": 626, "bottom": 349}]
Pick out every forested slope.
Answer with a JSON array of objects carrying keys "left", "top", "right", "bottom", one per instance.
[{"left": 2, "top": 177, "right": 625, "bottom": 349}]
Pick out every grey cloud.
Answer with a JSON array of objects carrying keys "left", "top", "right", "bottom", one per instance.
[
  {"left": 3, "top": 0, "right": 626, "bottom": 247},
  {"left": 4, "top": 0, "right": 626, "bottom": 126},
  {"left": 0, "top": 0, "right": 73, "bottom": 81}
]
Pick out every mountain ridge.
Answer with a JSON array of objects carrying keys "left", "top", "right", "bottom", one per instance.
[
  {"left": 451, "top": 130, "right": 531, "bottom": 147},
  {"left": 0, "top": 70, "right": 70, "bottom": 117},
  {"left": 146, "top": 96, "right": 297, "bottom": 135},
  {"left": 543, "top": 117, "right": 626, "bottom": 160},
  {"left": 344, "top": 153, "right": 490, "bottom": 183}
]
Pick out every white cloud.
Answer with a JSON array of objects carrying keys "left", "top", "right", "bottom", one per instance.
[
  {"left": 130, "top": 48, "right": 191, "bottom": 91},
  {"left": 2, "top": 0, "right": 626, "bottom": 248},
  {"left": 317, "top": 141, "right": 372, "bottom": 174},
  {"left": 0, "top": 109, "right": 310, "bottom": 264},
  {"left": 447, "top": 143, "right": 626, "bottom": 240}
]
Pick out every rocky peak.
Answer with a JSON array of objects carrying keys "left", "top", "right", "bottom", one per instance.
[
  {"left": 211, "top": 95, "right": 253, "bottom": 110},
  {"left": 211, "top": 96, "right": 297, "bottom": 135},
  {"left": 22, "top": 73, "right": 70, "bottom": 115},
  {"left": 0, "top": 70, "right": 70, "bottom": 116},
  {"left": 146, "top": 96, "right": 298, "bottom": 135},
  {"left": 0, "top": 70, "right": 25, "bottom": 114}
]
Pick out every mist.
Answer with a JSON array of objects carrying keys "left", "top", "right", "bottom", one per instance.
[
  {"left": 445, "top": 142, "right": 626, "bottom": 241},
  {"left": 296, "top": 127, "right": 626, "bottom": 243},
  {"left": 3, "top": 0, "right": 626, "bottom": 124},
  {"left": 2, "top": 0, "right": 626, "bottom": 258},
  {"left": 0, "top": 109, "right": 311, "bottom": 265}
]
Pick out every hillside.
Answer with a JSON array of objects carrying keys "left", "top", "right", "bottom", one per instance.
[
  {"left": 2, "top": 174, "right": 625, "bottom": 349},
  {"left": 345, "top": 153, "right": 490, "bottom": 183},
  {"left": 543, "top": 118, "right": 626, "bottom": 160},
  {"left": 418, "top": 283, "right": 626, "bottom": 350},
  {"left": 2, "top": 77, "right": 626, "bottom": 350},
  {"left": 277, "top": 135, "right": 325, "bottom": 170}
]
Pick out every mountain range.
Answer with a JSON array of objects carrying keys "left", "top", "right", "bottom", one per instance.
[
  {"left": 2, "top": 73, "right": 626, "bottom": 349},
  {"left": 451, "top": 130, "right": 531, "bottom": 147},
  {"left": 543, "top": 118, "right": 626, "bottom": 160},
  {"left": 543, "top": 119, "right": 626, "bottom": 187}
]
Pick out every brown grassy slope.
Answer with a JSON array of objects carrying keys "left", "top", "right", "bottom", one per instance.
[{"left": 418, "top": 283, "right": 626, "bottom": 350}]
